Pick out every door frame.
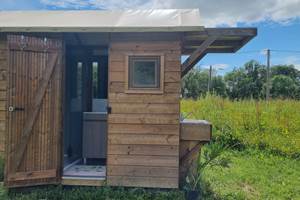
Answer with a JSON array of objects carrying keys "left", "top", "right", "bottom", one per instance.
[{"left": 62, "top": 44, "right": 109, "bottom": 169}]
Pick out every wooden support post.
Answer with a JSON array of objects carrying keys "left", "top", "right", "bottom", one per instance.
[{"left": 181, "top": 36, "right": 218, "bottom": 77}]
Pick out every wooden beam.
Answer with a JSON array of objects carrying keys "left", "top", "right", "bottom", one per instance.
[
  {"left": 233, "top": 36, "right": 253, "bottom": 52},
  {"left": 181, "top": 36, "right": 217, "bottom": 77},
  {"left": 185, "top": 28, "right": 257, "bottom": 38},
  {"left": 205, "top": 28, "right": 257, "bottom": 36},
  {"left": 12, "top": 53, "right": 58, "bottom": 172},
  {"left": 182, "top": 47, "right": 235, "bottom": 55},
  {"left": 184, "top": 39, "right": 243, "bottom": 47}
]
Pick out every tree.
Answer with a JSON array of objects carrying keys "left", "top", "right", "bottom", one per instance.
[
  {"left": 182, "top": 61, "right": 300, "bottom": 100},
  {"left": 211, "top": 75, "right": 227, "bottom": 97},
  {"left": 271, "top": 75, "right": 299, "bottom": 99},
  {"left": 271, "top": 65, "right": 299, "bottom": 80},
  {"left": 224, "top": 60, "right": 266, "bottom": 99},
  {"left": 182, "top": 69, "right": 209, "bottom": 99},
  {"left": 182, "top": 68, "right": 227, "bottom": 99}
]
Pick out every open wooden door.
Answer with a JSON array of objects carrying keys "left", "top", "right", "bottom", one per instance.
[{"left": 5, "top": 35, "right": 63, "bottom": 187}]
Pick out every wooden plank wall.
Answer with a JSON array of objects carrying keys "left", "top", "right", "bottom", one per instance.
[
  {"left": 0, "top": 35, "right": 7, "bottom": 154},
  {"left": 107, "top": 40, "right": 182, "bottom": 188}
]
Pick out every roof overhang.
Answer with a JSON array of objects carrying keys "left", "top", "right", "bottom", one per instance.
[
  {"left": 181, "top": 28, "right": 257, "bottom": 76},
  {"left": 0, "top": 9, "right": 204, "bottom": 32}
]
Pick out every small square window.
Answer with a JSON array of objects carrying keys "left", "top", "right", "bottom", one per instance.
[{"left": 128, "top": 56, "right": 161, "bottom": 89}]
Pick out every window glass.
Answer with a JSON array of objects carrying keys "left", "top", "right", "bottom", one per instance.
[
  {"left": 129, "top": 56, "right": 160, "bottom": 89},
  {"left": 92, "top": 61, "right": 99, "bottom": 98},
  {"left": 76, "top": 62, "right": 83, "bottom": 98}
]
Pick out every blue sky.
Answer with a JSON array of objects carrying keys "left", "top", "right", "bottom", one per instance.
[
  {"left": 201, "top": 21, "right": 300, "bottom": 74},
  {"left": 1, "top": 0, "right": 300, "bottom": 74}
]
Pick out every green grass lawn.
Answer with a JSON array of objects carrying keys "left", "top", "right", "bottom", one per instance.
[
  {"left": 181, "top": 96, "right": 300, "bottom": 200},
  {"left": 201, "top": 148, "right": 300, "bottom": 200},
  {"left": 0, "top": 185, "right": 185, "bottom": 200}
]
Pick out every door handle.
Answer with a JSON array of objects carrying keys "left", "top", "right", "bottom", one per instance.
[
  {"left": 107, "top": 106, "right": 111, "bottom": 114},
  {"left": 8, "top": 106, "right": 25, "bottom": 112}
]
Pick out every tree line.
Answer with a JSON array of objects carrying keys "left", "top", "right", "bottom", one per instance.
[{"left": 182, "top": 60, "right": 300, "bottom": 100}]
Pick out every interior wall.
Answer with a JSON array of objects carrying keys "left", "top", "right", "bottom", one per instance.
[{"left": 107, "top": 38, "right": 182, "bottom": 188}]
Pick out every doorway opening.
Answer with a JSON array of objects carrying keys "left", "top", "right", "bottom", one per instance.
[{"left": 63, "top": 43, "right": 108, "bottom": 181}]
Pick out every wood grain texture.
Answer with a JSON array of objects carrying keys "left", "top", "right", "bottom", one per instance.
[
  {"left": 108, "top": 176, "right": 178, "bottom": 188},
  {"left": 109, "top": 93, "right": 180, "bottom": 104},
  {"left": 108, "top": 114, "right": 179, "bottom": 125},
  {"left": 108, "top": 124, "right": 180, "bottom": 135},
  {"left": 108, "top": 155, "right": 178, "bottom": 167},
  {"left": 62, "top": 178, "right": 105, "bottom": 187},
  {"left": 107, "top": 41, "right": 181, "bottom": 188},
  {"left": 0, "top": 37, "right": 7, "bottom": 153},
  {"left": 5, "top": 35, "right": 63, "bottom": 188},
  {"left": 110, "top": 103, "right": 179, "bottom": 114},
  {"left": 180, "top": 121, "right": 212, "bottom": 141},
  {"left": 108, "top": 144, "right": 178, "bottom": 156},
  {"left": 108, "top": 165, "right": 178, "bottom": 178},
  {"left": 108, "top": 134, "right": 179, "bottom": 145}
]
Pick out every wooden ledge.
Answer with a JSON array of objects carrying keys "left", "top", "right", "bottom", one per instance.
[
  {"left": 62, "top": 176, "right": 105, "bottom": 187},
  {"left": 180, "top": 119, "right": 212, "bottom": 142}
]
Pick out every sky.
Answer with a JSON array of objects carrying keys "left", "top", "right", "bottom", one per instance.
[{"left": 1, "top": 0, "right": 300, "bottom": 74}]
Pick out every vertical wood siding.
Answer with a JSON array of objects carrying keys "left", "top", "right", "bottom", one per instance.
[
  {"left": 0, "top": 35, "right": 7, "bottom": 154},
  {"left": 5, "top": 35, "right": 63, "bottom": 187},
  {"left": 107, "top": 41, "right": 181, "bottom": 188}
]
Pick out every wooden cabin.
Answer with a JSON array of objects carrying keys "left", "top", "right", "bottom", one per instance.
[{"left": 0, "top": 9, "right": 256, "bottom": 188}]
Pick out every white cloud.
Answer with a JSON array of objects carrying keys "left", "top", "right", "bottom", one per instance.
[
  {"left": 39, "top": 0, "right": 300, "bottom": 26},
  {"left": 40, "top": 0, "right": 91, "bottom": 9},
  {"left": 282, "top": 56, "right": 300, "bottom": 70},
  {"left": 271, "top": 54, "right": 300, "bottom": 70}
]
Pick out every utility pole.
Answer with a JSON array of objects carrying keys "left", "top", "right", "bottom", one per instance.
[
  {"left": 208, "top": 65, "right": 212, "bottom": 93},
  {"left": 266, "top": 49, "right": 271, "bottom": 101}
]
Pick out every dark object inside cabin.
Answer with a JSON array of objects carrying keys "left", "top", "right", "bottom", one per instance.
[{"left": 63, "top": 45, "right": 108, "bottom": 178}]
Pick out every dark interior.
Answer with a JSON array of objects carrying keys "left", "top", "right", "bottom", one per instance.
[{"left": 63, "top": 44, "right": 108, "bottom": 170}]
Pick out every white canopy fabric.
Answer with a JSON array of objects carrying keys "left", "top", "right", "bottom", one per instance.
[{"left": 0, "top": 9, "right": 203, "bottom": 32}]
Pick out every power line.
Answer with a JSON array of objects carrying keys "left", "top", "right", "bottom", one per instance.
[
  {"left": 235, "top": 50, "right": 261, "bottom": 54},
  {"left": 271, "top": 50, "right": 300, "bottom": 53},
  {"left": 237, "top": 49, "right": 300, "bottom": 54}
]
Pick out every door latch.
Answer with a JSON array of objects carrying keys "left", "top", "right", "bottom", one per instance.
[
  {"left": 107, "top": 106, "right": 112, "bottom": 114},
  {"left": 8, "top": 106, "right": 25, "bottom": 112}
]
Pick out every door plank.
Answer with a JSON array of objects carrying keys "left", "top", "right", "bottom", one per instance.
[
  {"left": 8, "top": 169, "right": 57, "bottom": 181},
  {"left": 12, "top": 53, "right": 58, "bottom": 172}
]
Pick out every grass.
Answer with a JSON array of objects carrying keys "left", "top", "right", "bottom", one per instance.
[
  {"left": 200, "top": 148, "right": 300, "bottom": 200},
  {"left": 181, "top": 95, "right": 300, "bottom": 199},
  {"left": 0, "top": 96, "right": 299, "bottom": 199},
  {"left": 0, "top": 186, "right": 185, "bottom": 200},
  {"left": 181, "top": 96, "right": 300, "bottom": 158}
]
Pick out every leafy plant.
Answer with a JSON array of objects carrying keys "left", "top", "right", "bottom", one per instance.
[{"left": 183, "top": 142, "right": 230, "bottom": 192}]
